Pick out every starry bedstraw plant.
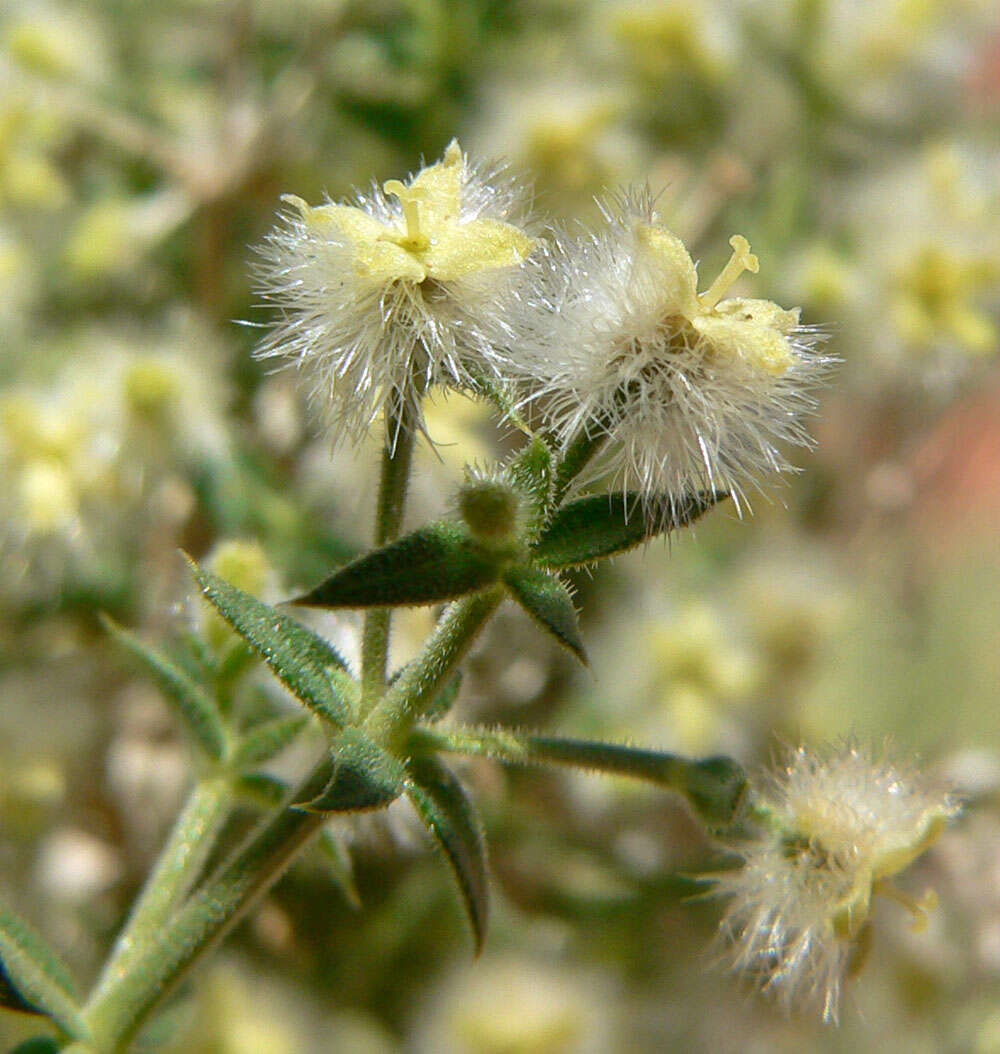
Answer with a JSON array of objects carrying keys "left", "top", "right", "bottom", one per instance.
[{"left": 0, "top": 143, "right": 957, "bottom": 1052}]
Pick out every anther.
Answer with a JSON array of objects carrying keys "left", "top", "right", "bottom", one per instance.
[
  {"left": 698, "top": 235, "right": 759, "bottom": 309},
  {"left": 875, "top": 880, "right": 939, "bottom": 932}
]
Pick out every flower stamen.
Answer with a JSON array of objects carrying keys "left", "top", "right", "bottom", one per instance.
[
  {"left": 874, "top": 880, "right": 939, "bottom": 933},
  {"left": 383, "top": 180, "right": 431, "bottom": 252},
  {"left": 698, "top": 234, "right": 759, "bottom": 310}
]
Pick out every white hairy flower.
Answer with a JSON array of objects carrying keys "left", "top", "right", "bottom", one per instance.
[
  {"left": 712, "top": 743, "right": 959, "bottom": 1022},
  {"left": 254, "top": 140, "right": 537, "bottom": 446},
  {"left": 510, "top": 190, "right": 828, "bottom": 517}
]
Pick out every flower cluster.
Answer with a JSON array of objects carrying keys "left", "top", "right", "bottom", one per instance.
[
  {"left": 0, "top": 325, "right": 229, "bottom": 601},
  {"left": 510, "top": 190, "right": 827, "bottom": 517},
  {"left": 257, "top": 148, "right": 826, "bottom": 517},
  {"left": 254, "top": 140, "right": 536, "bottom": 446},
  {"left": 712, "top": 743, "right": 959, "bottom": 1022}
]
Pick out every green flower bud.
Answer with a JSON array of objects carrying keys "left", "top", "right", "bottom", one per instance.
[{"left": 457, "top": 477, "right": 522, "bottom": 543}]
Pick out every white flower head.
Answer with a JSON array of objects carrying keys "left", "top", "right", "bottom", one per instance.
[
  {"left": 712, "top": 742, "right": 959, "bottom": 1023},
  {"left": 254, "top": 140, "right": 537, "bottom": 446},
  {"left": 510, "top": 189, "right": 829, "bottom": 519}
]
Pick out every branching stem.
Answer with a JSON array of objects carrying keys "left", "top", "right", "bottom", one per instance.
[
  {"left": 82, "top": 762, "right": 333, "bottom": 1051},
  {"left": 364, "top": 587, "right": 505, "bottom": 744}
]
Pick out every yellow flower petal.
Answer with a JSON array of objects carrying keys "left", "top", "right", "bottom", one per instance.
[
  {"left": 285, "top": 198, "right": 427, "bottom": 283},
  {"left": 280, "top": 142, "right": 533, "bottom": 287},
  {"left": 635, "top": 224, "right": 699, "bottom": 315},
  {"left": 405, "top": 139, "right": 464, "bottom": 231},
  {"left": 871, "top": 806, "right": 951, "bottom": 882},
  {"left": 712, "top": 297, "right": 801, "bottom": 335},
  {"left": 692, "top": 314, "right": 797, "bottom": 375},
  {"left": 291, "top": 199, "right": 388, "bottom": 244},
  {"left": 354, "top": 240, "right": 427, "bottom": 284},
  {"left": 424, "top": 218, "right": 536, "bottom": 282}
]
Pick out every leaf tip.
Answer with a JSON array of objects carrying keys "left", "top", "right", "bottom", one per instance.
[
  {"left": 179, "top": 548, "right": 207, "bottom": 588},
  {"left": 286, "top": 588, "right": 315, "bottom": 608}
]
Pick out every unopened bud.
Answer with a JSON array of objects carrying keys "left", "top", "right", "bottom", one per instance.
[{"left": 458, "top": 479, "right": 521, "bottom": 543}]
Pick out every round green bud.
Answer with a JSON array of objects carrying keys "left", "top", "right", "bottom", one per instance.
[{"left": 458, "top": 479, "right": 521, "bottom": 542}]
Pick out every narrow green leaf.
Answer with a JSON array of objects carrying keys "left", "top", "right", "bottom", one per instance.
[
  {"left": 214, "top": 637, "right": 257, "bottom": 687},
  {"left": 410, "top": 726, "right": 749, "bottom": 834},
  {"left": 231, "top": 714, "right": 310, "bottom": 769},
  {"left": 0, "top": 902, "right": 88, "bottom": 1040},
  {"left": 533, "top": 490, "right": 728, "bottom": 568},
  {"left": 406, "top": 755, "right": 489, "bottom": 953},
  {"left": 293, "top": 523, "right": 502, "bottom": 609},
  {"left": 502, "top": 565, "right": 587, "bottom": 664},
  {"left": 296, "top": 729, "right": 405, "bottom": 813},
  {"left": 9, "top": 1039, "right": 60, "bottom": 1054},
  {"left": 316, "top": 830, "right": 362, "bottom": 911},
  {"left": 0, "top": 964, "right": 43, "bottom": 1016},
  {"left": 186, "top": 558, "right": 349, "bottom": 728},
  {"left": 101, "top": 615, "right": 226, "bottom": 761},
  {"left": 505, "top": 436, "right": 553, "bottom": 530}
]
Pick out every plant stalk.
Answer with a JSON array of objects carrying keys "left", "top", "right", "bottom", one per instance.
[
  {"left": 360, "top": 400, "right": 417, "bottom": 705},
  {"left": 90, "top": 776, "right": 232, "bottom": 1002},
  {"left": 82, "top": 762, "right": 332, "bottom": 1052},
  {"left": 363, "top": 586, "right": 505, "bottom": 744},
  {"left": 410, "top": 725, "right": 748, "bottom": 832}
]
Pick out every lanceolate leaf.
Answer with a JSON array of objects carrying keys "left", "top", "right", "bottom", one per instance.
[
  {"left": 9, "top": 1039, "right": 60, "bottom": 1053},
  {"left": 533, "top": 490, "right": 728, "bottom": 568},
  {"left": 502, "top": 565, "right": 587, "bottom": 664},
  {"left": 406, "top": 755, "right": 489, "bottom": 953},
  {"left": 505, "top": 436, "right": 553, "bottom": 531},
  {"left": 230, "top": 714, "right": 310, "bottom": 769},
  {"left": 187, "top": 558, "right": 349, "bottom": 728},
  {"left": 101, "top": 615, "right": 226, "bottom": 761},
  {"left": 293, "top": 523, "right": 502, "bottom": 609},
  {"left": 0, "top": 965, "right": 42, "bottom": 1017},
  {"left": 524, "top": 737, "right": 748, "bottom": 832},
  {"left": 296, "top": 728, "right": 405, "bottom": 813},
  {"left": 0, "top": 901, "right": 88, "bottom": 1040}
]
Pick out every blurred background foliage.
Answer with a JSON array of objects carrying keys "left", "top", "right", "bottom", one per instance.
[{"left": 1, "top": 0, "right": 1000, "bottom": 1050}]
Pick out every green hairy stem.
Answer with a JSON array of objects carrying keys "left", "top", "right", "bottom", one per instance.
[
  {"left": 82, "top": 762, "right": 333, "bottom": 1051},
  {"left": 360, "top": 401, "right": 418, "bottom": 705},
  {"left": 90, "top": 777, "right": 233, "bottom": 1003},
  {"left": 411, "top": 725, "right": 748, "bottom": 832},
  {"left": 363, "top": 585, "right": 506, "bottom": 744}
]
